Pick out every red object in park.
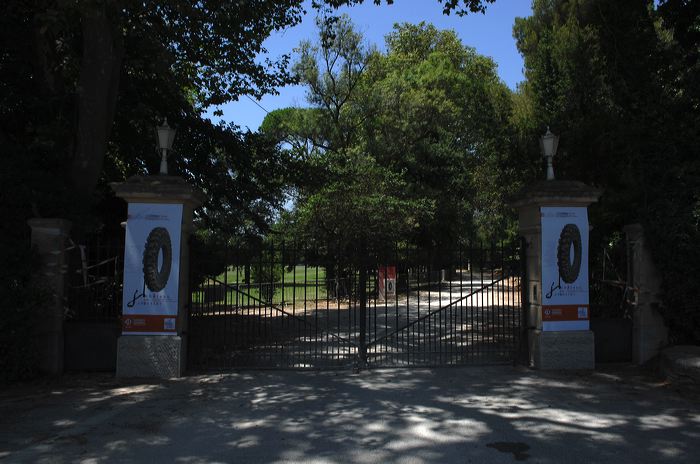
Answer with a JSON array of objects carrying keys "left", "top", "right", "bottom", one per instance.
[{"left": 378, "top": 266, "right": 397, "bottom": 300}]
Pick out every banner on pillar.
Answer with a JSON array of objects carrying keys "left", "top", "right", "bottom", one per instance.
[
  {"left": 541, "top": 207, "right": 589, "bottom": 331},
  {"left": 122, "top": 203, "right": 182, "bottom": 335}
]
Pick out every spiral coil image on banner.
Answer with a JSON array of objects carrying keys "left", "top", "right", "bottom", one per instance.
[
  {"left": 557, "top": 223, "right": 582, "bottom": 284},
  {"left": 142, "top": 227, "right": 173, "bottom": 292}
]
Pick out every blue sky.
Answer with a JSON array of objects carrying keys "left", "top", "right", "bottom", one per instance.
[{"left": 212, "top": 0, "right": 532, "bottom": 131}]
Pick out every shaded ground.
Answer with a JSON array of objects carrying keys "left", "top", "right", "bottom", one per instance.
[{"left": 1, "top": 366, "right": 699, "bottom": 463}]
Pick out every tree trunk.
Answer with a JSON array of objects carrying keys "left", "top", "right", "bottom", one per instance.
[{"left": 71, "top": 4, "right": 123, "bottom": 204}]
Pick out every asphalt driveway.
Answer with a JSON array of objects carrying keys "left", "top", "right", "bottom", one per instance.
[{"left": 1, "top": 366, "right": 698, "bottom": 463}]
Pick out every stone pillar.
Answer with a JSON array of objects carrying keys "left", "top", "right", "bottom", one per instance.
[
  {"left": 624, "top": 224, "right": 668, "bottom": 364},
  {"left": 112, "top": 175, "right": 204, "bottom": 377},
  {"left": 27, "top": 218, "right": 72, "bottom": 374},
  {"left": 513, "top": 180, "right": 601, "bottom": 369}
]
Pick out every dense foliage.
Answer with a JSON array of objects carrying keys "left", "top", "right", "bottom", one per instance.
[{"left": 514, "top": 0, "right": 700, "bottom": 342}]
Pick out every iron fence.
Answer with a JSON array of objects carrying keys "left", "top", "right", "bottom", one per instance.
[
  {"left": 187, "top": 241, "right": 524, "bottom": 370},
  {"left": 65, "top": 233, "right": 123, "bottom": 322}
]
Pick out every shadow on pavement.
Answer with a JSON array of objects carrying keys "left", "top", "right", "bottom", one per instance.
[{"left": 1, "top": 365, "right": 699, "bottom": 463}]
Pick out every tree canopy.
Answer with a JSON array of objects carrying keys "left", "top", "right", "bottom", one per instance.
[{"left": 262, "top": 18, "right": 516, "bottom": 253}]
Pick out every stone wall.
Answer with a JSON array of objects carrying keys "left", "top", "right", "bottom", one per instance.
[{"left": 624, "top": 224, "right": 668, "bottom": 364}]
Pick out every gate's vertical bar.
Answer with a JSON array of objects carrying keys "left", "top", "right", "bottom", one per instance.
[
  {"left": 394, "top": 243, "right": 399, "bottom": 365},
  {"left": 507, "top": 241, "right": 511, "bottom": 360},
  {"left": 281, "top": 241, "right": 286, "bottom": 365},
  {"left": 427, "top": 252, "right": 432, "bottom": 365},
  {"left": 499, "top": 241, "right": 505, "bottom": 360},
  {"left": 494, "top": 242, "right": 503, "bottom": 358},
  {"left": 270, "top": 241, "right": 275, "bottom": 365},
  {"left": 438, "top": 248, "right": 443, "bottom": 365},
  {"left": 336, "top": 262, "right": 341, "bottom": 365},
  {"left": 402, "top": 244, "right": 407, "bottom": 365},
  {"left": 508, "top": 242, "right": 519, "bottom": 363},
  {"left": 416, "top": 252, "right": 421, "bottom": 365},
  {"left": 515, "top": 239, "right": 521, "bottom": 362},
  {"left": 257, "top": 247, "right": 263, "bottom": 364},
  {"left": 520, "top": 236, "right": 529, "bottom": 365},
  {"left": 224, "top": 246, "right": 229, "bottom": 368},
  {"left": 359, "top": 260, "right": 367, "bottom": 367},
  {"left": 386, "top": 251, "right": 398, "bottom": 365},
  {"left": 405, "top": 243, "right": 411, "bottom": 365},
  {"left": 479, "top": 243, "right": 484, "bottom": 361},
  {"left": 448, "top": 248, "right": 453, "bottom": 365},
  {"left": 266, "top": 243, "right": 270, "bottom": 363},
  {"left": 303, "top": 247, "right": 308, "bottom": 367},
  {"left": 244, "top": 252, "right": 250, "bottom": 362},
  {"left": 492, "top": 242, "right": 497, "bottom": 360},
  {"left": 458, "top": 243, "right": 464, "bottom": 363},
  {"left": 375, "top": 260, "right": 380, "bottom": 365},
  {"left": 209, "top": 273, "right": 213, "bottom": 366},
  {"left": 436, "top": 249, "right": 441, "bottom": 365},
  {"left": 315, "top": 254, "right": 319, "bottom": 363},
  {"left": 187, "top": 239, "right": 195, "bottom": 369},
  {"left": 504, "top": 241, "right": 507, "bottom": 358},
  {"left": 488, "top": 242, "right": 493, "bottom": 360},
  {"left": 349, "top": 261, "right": 354, "bottom": 363},
  {"left": 373, "top": 260, "right": 378, "bottom": 365},
  {"left": 470, "top": 245, "right": 475, "bottom": 363},
  {"left": 325, "top": 258, "right": 330, "bottom": 365},
  {"left": 482, "top": 243, "right": 487, "bottom": 361},
  {"left": 293, "top": 244, "right": 298, "bottom": 365},
  {"left": 490, "top": 243, "right": 495, "bottom": 360},
  {"left": 454, "top": 248, "right": 459, "bottom": 364},
  {"left": 469, "top": 244, "right": 474, "bottom": 362},
  {"left": 236, "top": 253, "right": 242, "bottom": 363}
]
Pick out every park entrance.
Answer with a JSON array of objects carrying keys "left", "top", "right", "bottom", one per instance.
[{"left": 187, "top": 242, "right": 526, "bottom": 371}]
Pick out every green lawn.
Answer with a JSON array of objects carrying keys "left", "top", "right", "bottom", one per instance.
[
  {"left": 192, "top": 265, "right": 330, "bottom": 305},
  {"left": 217, "top": 265, "right": 327, "bottom": 284},
  {"left": 191, "top": 285, "right": 330, "bottom": 306}
]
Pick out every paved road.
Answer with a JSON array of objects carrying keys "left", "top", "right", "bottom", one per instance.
[{"left": 1, "top": 366, "right": 699, "bottom": 463}]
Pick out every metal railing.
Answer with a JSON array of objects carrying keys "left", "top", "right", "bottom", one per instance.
[
  {"left": 187, "top": 241, "right": 524, "bottom": 370},
  {"left": 64, "top": 234, "right": 123, "bottom": 322}
]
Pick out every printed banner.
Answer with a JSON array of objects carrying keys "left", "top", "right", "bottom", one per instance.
[
  {"left": 378, "top": 266, "right": 397, "bottom": 301},
  {"left": 541, "top": 207, "right": 589, "bottom": 331},
  {"left": 121, "top": 203, "right": 182, "bottom": 335}
]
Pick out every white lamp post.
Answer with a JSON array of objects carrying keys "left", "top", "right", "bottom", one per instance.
[
  {"left": 540, "top": 126, "right": 559, "bottom": 181},
  {"left": 156, "top": 118, "right": 177, "bottom": 175}
]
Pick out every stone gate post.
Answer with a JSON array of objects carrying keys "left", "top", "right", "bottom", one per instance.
[
  {"left": 27, "top": 218, "right": 72, "bottom": 374},
  {"left": 513, "top": 180, "right": 601, "bottom": 369},
  {"left": 112, "top": 175, "right": 204, "bottom": 378},
  {"left": 624, "top": 223, "right": 668, "bottom": 364}
]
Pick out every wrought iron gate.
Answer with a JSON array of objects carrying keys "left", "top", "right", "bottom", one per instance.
[{"left": 187, "top": 241, "right": 525, "bottom": 371}]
